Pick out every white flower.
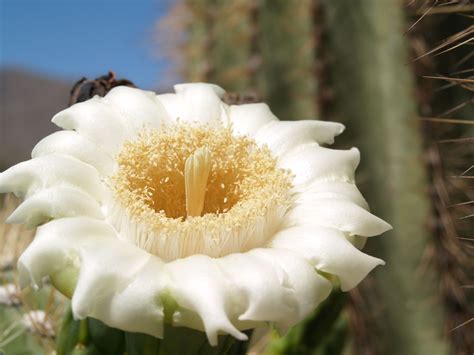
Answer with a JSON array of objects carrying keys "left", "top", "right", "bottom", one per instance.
[
  {"left": 21, "top": 310, "right": 55, "bottom": 338},
  {"left": 0, "top": 283, "right": 20, "bottom": 306},
  {"left": 0, "top": 83, "right": 391, "bottom": 345}
]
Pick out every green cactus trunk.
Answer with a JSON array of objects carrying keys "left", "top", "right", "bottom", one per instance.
[
  {"left": 257, "top": 0, "right": 318, "bottom": 120},
  {"left": 184, "top": 0, "right": 318, "bottom": 120},
  {"left": 182, "top": 0, "right": 214, "bottom": 82},
  {"left": 208, "top": 0, "right": 256, "bottom": 92},
  {"left": 321, "top": 0, "right": 449, "bottom": 354},
  {"left": 184, "top": 0, "right": 256, "bottom": 92}
]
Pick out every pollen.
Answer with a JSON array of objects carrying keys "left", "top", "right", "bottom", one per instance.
[{"left": 109, "top": 124, "right": 292, "bottom": 260}]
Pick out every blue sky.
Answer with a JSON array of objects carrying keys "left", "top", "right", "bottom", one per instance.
[{"left": 0, "top": 0, "right": 174, "bottom": 89}]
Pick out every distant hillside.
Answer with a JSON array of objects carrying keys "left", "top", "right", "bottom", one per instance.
[{"left": 0, "top": 68, "right": 72, "bottom": 170}]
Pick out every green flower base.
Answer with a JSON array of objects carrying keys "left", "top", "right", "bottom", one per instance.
[{"left": 56, "top": 307, "right": 250, "bottom": 355}]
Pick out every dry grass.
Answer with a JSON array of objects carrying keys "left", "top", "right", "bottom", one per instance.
[
  {"left": 0, "top": 194, "right": 34, "bottom": 271},
  {"left": 0, "top": 194, "right": 66, "bottom": 354}
]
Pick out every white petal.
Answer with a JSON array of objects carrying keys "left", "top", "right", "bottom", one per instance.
[
  {"left": 228, "top": 103, "right": 278, "bottom": 137},
  {"left": 17, "top": 217, "right": 117, "bottom": 288},
  {"left": 217, "top": 250, "right": 296, "bottom": 324},
  {"left": 165, "top": 255, "right": 247, "bottom": 346},
  {"left": 285, "top": 198, "right": 391, "bottom": 237},
  {"left": 174, "top": 83, "right": 226, "bottom": 98},
  {"left": 17, "top": 217, "right": 167, "bottom": 339},
  {"left": 0, "top": 154, "right": 104, "bottom": 200},
  {"left": 270, "top": 226, "right": 384, "bottom": 291},
  {"left": 32, "top": 131, "right": 115, "bottom": 176},
  {"left": 52, "top": 97, "right": 130, "bottom": 156},
  {"left": 155, "top": 94, "right": 181, "bottom": 123},
  {"left": 254, "top": 120, "right": 345, "bottom": 157},
  {"left": 105, "top": 86, "right": 170, "bottom": 133},
  {"left": 279, "top": 143, "right": 360, "bottom": 185},
  {"left": 165, "top": 248, "right": 332, "bottom": 344},
  {"left": 6, "top": 186, "right": 104, "bottom": 228},
  {"left": 295, "top": 181, "right": 369, "bottom": 209},
  {"left": 99, "top": 257, "right": 167, "bottom": 338},
  {"left": 242, "top": 249, "right": 331, "bottom": 325},
  {"left": 157, "top": 83, "right": 227, "bottom": 125},
  {"left": 71, "top": 240, "right": 156, "bottom": 326}
]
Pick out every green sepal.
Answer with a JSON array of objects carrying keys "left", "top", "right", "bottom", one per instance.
[
  {"left": 312, "top": 316, "right": 348, "bottom": 355},
  {"left": 56, "top": 306, "right": 126, "bottom": 355},
  {"left": 268, "top": 290, "right": 348, "bottom": 355},
  {"left": 87, "top": 318, "right": 125, "bottom": 355},
  {"left": 124, "top": 332, "right": 160, "bottom": 355},
  {"left": 50, "top": 263, "right": 79, "bottom": 299},
  {"left": 70, "top": 343, "right": 101, "bottom": 355},
  {"left": 56, "top": 306, "right": 83, "bottom": 355}
]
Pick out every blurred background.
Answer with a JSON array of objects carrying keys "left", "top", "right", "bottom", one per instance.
[
  {"left": 0, "top": 0, "right": 473, "bottom": 354},
  {"left": 0, "top": 0, "right": 173, "bottom": 168}
]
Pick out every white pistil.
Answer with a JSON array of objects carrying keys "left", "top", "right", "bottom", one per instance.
[{"left": 185, "top": 148, "right": 211, "bottom": 217}]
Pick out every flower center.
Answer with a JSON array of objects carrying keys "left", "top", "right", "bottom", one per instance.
[{"left": 109, "top": 124, "right": 292, "bottom": 260}]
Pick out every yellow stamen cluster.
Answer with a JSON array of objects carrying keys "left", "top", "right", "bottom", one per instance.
[{"left": 109, "top": 124, "right": 292, "bottom": 260}]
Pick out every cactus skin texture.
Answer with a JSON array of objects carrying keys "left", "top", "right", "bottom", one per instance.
[
  {"left": 183, "top": 0, "right": 318, "bottom": 121},
  {"left": 320, "top": 0, "right": 449, "bottom": 354},
  {"left": 257, "top": 0, "right": 318, "bottom": 120}
]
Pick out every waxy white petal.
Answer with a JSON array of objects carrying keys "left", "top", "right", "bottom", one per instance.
[
  {"left": 285, "top": 198, "right": 392, "bottom": 237},
  {"left": 52, "top": 97, "right": 130, "bottom": 155},
  {"left": 7, "top": 186, "right": 104, "bottom": 228},
  {"left": 18, "top": 217, "right": 167, "bottom": 339},
  {"left": 270, "top": 226, "right": 384, "bottom": 290},
  {"left": 157, "top": 83, "right": 227, "bottom": 125},
  {"left": 254, "top": 120, "right": 345, "bottom": 157},
  {"left": 17, "top": 217, "right": 117, "bottom": 288},
  {"left": 154, "top": 94, "right": 181, "bottom": 123},
  {"left": 165, "top": 255, "right": 248, "bottom": 345},
  {"left": 101, "top": 257, "right": 167, "bottom": 338},
  {"left": 0, "top": 154, "right": 104, "bottom": 200},
  {"left": 71, "top": 240, "right": 153, "bottom": 321},
  {"left": 228, "top": 103, "right": 278, "bottom": 137},
  {"left": 32, "top": 130, "right": 115, "bottom": 176},
  {"left": 174, "top": 83, "right": 225, "bottom": 98},
  {"left": 245, "top": 249, "right": 332, "bottom": 324},
  {"left": 165, "top": 248, "right": 332, "bottom": 344},
  {"left": 279, "top": 143, "right": 360, "bottom": 186},
  {"left": 105, "top": 86, "right": 170, "bottom": 133},
  {"left": 218, "top": 251, "right": 296, "bottom": 324},
  {"left": 295, "top": 181, "right": 369, "bottom": 209}
]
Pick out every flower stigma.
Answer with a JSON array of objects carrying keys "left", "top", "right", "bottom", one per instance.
[
  {"left": 184, "top": 147, "right": 212, "bottom": 218},
  {"left": 109, "top": 124, "right": 293, "bottom": 260}
]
